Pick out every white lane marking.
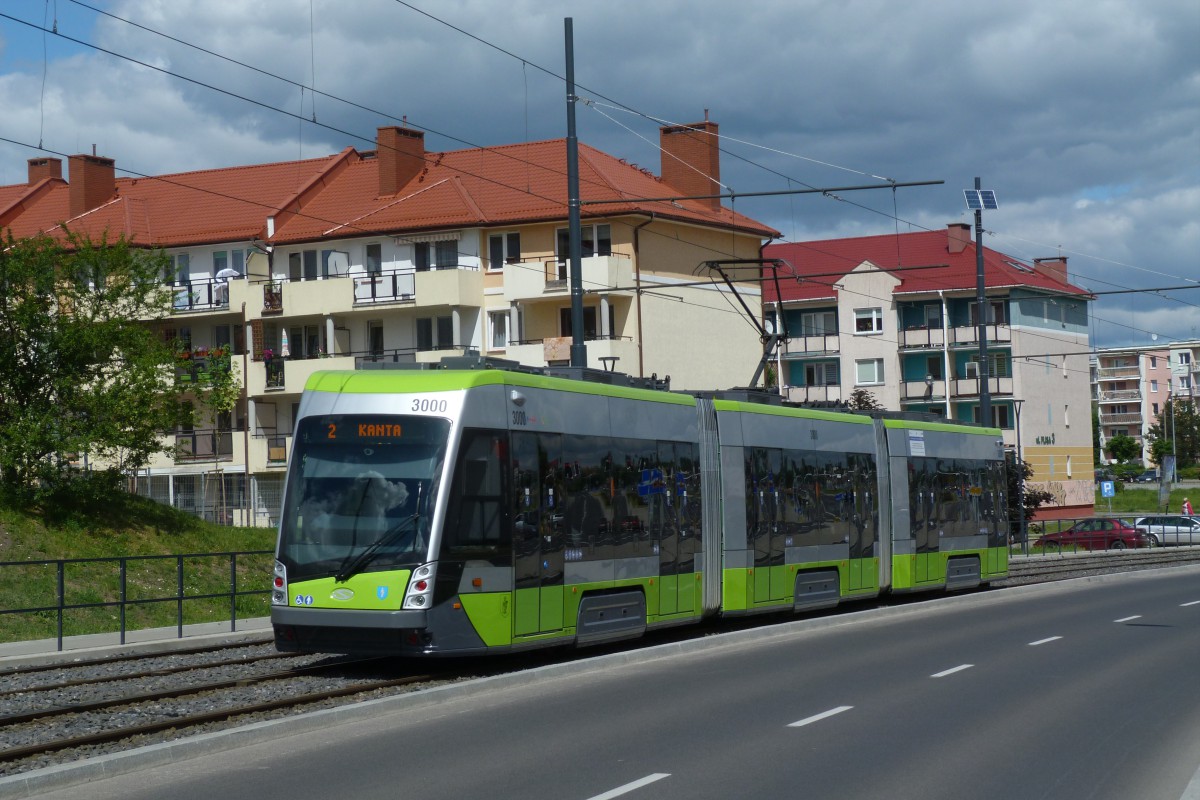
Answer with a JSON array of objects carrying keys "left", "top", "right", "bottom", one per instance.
[
  {"left": 586, "top": 774, "right": 671, "bottom": 800},
  {"left": 932, "top": 664, "right": 974, "bottom": 678},
  {"left": 1115, "top": 615, "right": 1142, "bottom": 623},
  {"left": 1181, "top": 600, "right": 1200, "bottom": 607},
  {"left": 1029, "top": 636, "right": 1063, "bottom": 646},
  {"left": 788, "top": 705, "right": 854, "bottom": 728}
]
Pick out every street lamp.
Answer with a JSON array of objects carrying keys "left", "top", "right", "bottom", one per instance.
[{"left": 965, "top": 180, "right": 998, "bottom": 427}]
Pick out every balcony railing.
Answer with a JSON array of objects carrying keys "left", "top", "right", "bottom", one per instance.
[
  {"left": 1097, "top": 389, "right": 1141, "bottom": 401},
  {"left": 899, "top": 326, "right": 946, "bottom": 350},
  {"left": 354, "top": 269, "right": 416, "bottom": 304},
  {"left": 900, "top": 378, "right": 947, "bottom": 401},
  {"left": 782, "top": 384, "right": 843, "bottom": 404},
  {"left": 950, "top": 323, "right": 1011, "bottom": 347},
  {"left": 169, "top": 278, "right": 236, "bottom": 313},
  {"left": 1095, "top": 366, "right": 1140, "bottom": 379},
  {"left": 783, "top": 333, "right": 840, "bottom": 355},
  {"left": 174, "top": 429, "right": 236, "bottom": 462},
  {"left": 1099, "top": 412, "right": 1143, "bottom": 425},
  {"left": 950, "top": 375, "right": 1013, "bottom": 397}
]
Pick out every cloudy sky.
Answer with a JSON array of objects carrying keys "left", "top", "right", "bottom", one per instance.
[{"left": 1, "top": 0, "right": 1197, "bottom": 349}]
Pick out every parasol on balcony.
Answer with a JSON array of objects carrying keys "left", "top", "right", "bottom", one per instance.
[{"left": 280, "top": 328, "right": 290, "bottom": 358}]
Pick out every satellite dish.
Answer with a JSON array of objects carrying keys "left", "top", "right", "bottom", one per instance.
[
  {"left": 763, "top": 318, "right": 777, "bottom": 335},
  {"left": 1152, "top": 334, "right": 1158, "bottom": 341}
]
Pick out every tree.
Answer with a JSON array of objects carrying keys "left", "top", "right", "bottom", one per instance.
[
  {"left": 1147, "top": 397, "right": 1200, "bottom": 468},
  {"left": 1103, "top": 433, "right": 1141, "bottom": 464},
  {"left": 846, "top": 388, "right": 883, "bottom": 411},
  {"left": 0, "top": 231, "right": 188, "bottom": 502}
]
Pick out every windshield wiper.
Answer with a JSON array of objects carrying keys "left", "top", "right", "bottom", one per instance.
[{"left": 334, "top": 484, "right": 423, "bottom": 583}]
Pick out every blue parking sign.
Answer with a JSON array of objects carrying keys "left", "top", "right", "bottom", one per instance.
[{"left": 1101, "top": 480, "right": 1115, "bottom": 498}]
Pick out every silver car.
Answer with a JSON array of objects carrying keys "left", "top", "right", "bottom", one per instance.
[{"left": 1134, "top": 515, "right": 1200, "bottom": 546}]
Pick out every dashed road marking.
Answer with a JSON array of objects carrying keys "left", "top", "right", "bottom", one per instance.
[
  {"left": 788, "top": 705, "right": 854, "bottom": 728},
  {"left": 1029, "top": 636, "right": 1063, "bottom": 646},
  {"left": 1115, "top": 615, "right": 1142, "bottom": 623},
  {"left": 586, "top": 773, "right": 671, "bottom": 800},
  {"left": 932, "top": 664, "right": 974, "bottom": 678},
  {"left": 1181, "top": 600, "right": 1200, "bottom": 607}
]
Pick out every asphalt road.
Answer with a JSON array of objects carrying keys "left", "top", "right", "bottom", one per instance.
[{"left": 15, "top": 568, "right": 1200, "bottom": 800}]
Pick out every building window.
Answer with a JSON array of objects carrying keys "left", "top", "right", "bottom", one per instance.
[
  {"left": 855, "top": 358, "right": 884, "bottom": 385},
  {"left": 559, "top": 306, "right": 606, "bottom": 339},
  {"left": 972, "top": 405, "right": 1011, "bottom": 428},
  {"left": 969, "top": 353, "right": 1009, "bottom": 378},
  {"left": 488, "top": 310, "right": 509, "bottom": 350},
  {"left": 1151, "top": 379, "right": 1159, "bottom": 393},
  {"left": 1153, "top": 402, "right": 1160, "bottom": 415},
  {"left": 487, "top": 233, "right": 521, "bottom": 270},
  {"left": 1180, "top": 352, "right": 1192, "bottom": 366},
  {"left": 805, "top": 362, "right": 839, "bottom": 386},
  {"left": 854, "top": 308, "right": 883, "bottom": 334},
  {"left": 417, "top": 315, "right": 454, "bottom": 350},
  {"left": 414, "top": 241, "right": 458, "bottom": 271},
  {"left": 970, "top": 299, "right": 1008, "bottom": 326},
  {"left": 165, "top": 253, "right": 189, "bottom": 284},
  {"left": 367, "top": 320, "right": 384, "bottom": 358},
  {"left": 801, "top": 311, "right": 837, "bottom": 336},
  {"left": 1150, "top": 356, "right": 1157, "bottom": 368},
  {"left": 366, "top": 243, "right": 382, "bottom": 274},
  {"left": 555, "top": 224, "right": 612, "bottom": 260}
]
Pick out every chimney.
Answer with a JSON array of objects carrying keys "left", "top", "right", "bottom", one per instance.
[
  {"left": 947, "top": 223, "right": 972, "bottom": 254},
  {"left": 1034, "top": 256, "right": 1068, "bottom": 282},
  {"left": 377, "top": 126, "right": 426, "bottom": 196},
  {"left": 28, "top": 157, "right": 63, "bottom": 185},
  {"left": 660, "top": 115, "right": 721, "bottom": 211},
  {"left": 68, "top": 154, "right": 116, "bottom": 217}
]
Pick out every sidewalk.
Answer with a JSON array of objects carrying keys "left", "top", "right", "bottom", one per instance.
[{"left": 0, "top": 617, "right": 273, "bottom": 668}]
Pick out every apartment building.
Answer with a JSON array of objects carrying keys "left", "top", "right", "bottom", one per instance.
[
  {"left": 1, "top": 122, "right": 777, "bottom": 525},
  {"left": 1091, "top": 342, "right": 1199, "bottom": 467},
  {"left": 763, "top": 225, "right": 1095, "bottom": 520}
]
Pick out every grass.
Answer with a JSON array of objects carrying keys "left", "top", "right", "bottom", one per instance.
[
  {"left": 0, "top": 491, "right": 276, "bottom": 644},
  {"left": 1091, "top": 486, "right": 1194, "bottom": 516}
]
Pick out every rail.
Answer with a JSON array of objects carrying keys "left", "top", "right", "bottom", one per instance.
[{"left": 0, "top": 551, "right": 273, "bottom": 652}]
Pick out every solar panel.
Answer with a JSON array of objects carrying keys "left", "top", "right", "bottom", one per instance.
[{"left": 963, "top": 189, "right": 999, "bottom": 210}]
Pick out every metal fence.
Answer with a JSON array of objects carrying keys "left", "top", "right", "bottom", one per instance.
[
  {"left": 132, "top": 472, "right": 285, "bottom": 528},
  {"left": 0, "top": 551, "right": 273, "bottom": 651}
]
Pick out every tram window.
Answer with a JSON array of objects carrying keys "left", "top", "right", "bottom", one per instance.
[{"left": 441, "top": 429, "right": 509, "bottom": 564}]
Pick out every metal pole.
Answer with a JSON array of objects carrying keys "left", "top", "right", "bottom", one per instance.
[
  {"left": 564, "top": 18, "right": 586, "bottom": 368},
  {"left": 1171, "top": 391, "right": 1177, "bottom": 485},
  {"left": 974, "top": 177, "right": 991, "bottom": 426},
  {"left": 1015, "top": 400, "right": 1027, "bottom": 554}
]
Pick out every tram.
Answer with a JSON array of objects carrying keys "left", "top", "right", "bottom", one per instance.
[{"left": 271, "top": 359, "right": 1008, "bottom": 656}]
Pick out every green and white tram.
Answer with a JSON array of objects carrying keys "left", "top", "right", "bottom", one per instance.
[{"left": 271, "top": 363, "right": 1008, "bottom": 656}]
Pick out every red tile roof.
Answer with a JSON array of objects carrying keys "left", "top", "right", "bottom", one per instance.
[
  {"left": 763, "top": 227, "right": 1091, "bottom": 303},
  {"left": 0, "top": 138, "right": 777, "bottom": 247}
]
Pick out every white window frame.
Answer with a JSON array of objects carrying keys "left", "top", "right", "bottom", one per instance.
[
  {"left": 854, "top": 308, "right": 884, "bottom": 335},
  {"left": 801, "top": 310, "right": 837, "bottom": 336},
  {"left": 487, "top": 232, "right": 521, "bottom": 272},
  {"left": 487, "top": 310, "right": 509, "bottom": 350},
  {"left": 805, "top": 361, "right": 839, "bottom": 386},
  {"left": 855, "top": 358, "right": 884, "bottom": 385}
]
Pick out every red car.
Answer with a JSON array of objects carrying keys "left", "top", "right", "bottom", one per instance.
[{"left": 1036, "top": 518, "right": 1150, "bottom": 551}]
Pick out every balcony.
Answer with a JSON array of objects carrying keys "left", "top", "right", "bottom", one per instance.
[
  {"left": 782, "top": 384, "right": 843, "bottom": 404},
  {"left": 168, "top": 279, "right": 233, "bottom": 314},
  {"left": 782, "top": 333, "right": 840, "bottom": 356},
  {"left": 950, "top": 375, "right": 1013, "bottom": 397},
  {"left": 354, "top": 269, "right": 415, "bottom": 305},
  {"left": 413, "top": 266, "right": 482, "bottom": 308},
  {"left": 246, "top": 353, "right": 357, "bottom": 396},
  {"left": 1099, "top": 412, "right": 1144, "bottom": 425},
  {"left": 1097, "top": 389, "right": 1141, "bottom": 402},
  {"left": 899, "top": 326, "right": 946, "bottom": 350},
  {"left": 950, "top": 323, "right": 1011, "bottom": 347},
  {"left": 900, "top": 378, "right": 948, "bottom": 401},
  {"left": 503, "top": 255, "right": 633, "bottom": 303},
  {"left": 249, "top": 431, "right": 290, "bottom": 469},
  {"left": 1095, "top": 366, "right": 1140, "bottom": 379}
]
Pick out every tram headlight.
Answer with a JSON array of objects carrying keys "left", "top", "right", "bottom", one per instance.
[
  {"left": 403, "top": 563, "right": 436, "bottom": 610},
  {"left": 272, "top": 560, "right": 288, "bottom": 606}
]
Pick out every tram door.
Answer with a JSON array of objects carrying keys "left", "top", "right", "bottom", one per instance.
[{"left": 511, "top": 432, "right": 564, "bottom": 637}]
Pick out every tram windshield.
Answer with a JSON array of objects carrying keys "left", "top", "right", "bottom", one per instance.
[{"left": 278, "top": 415, "right": 450, "bottom": 581}]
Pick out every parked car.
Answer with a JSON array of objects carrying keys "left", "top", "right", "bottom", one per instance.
[
  {"left": 1130, "top": 470, "right": 1160, "bottom": 483},
  {"left": 1134, "top": 515, "right": 1200, "bottom": 546},
  {"left": 1094, "top": 468, "right": 1116, "bottom": 485},
  {"left": 1036, "top": 518, "right": 1150, "bottom": 551}
]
